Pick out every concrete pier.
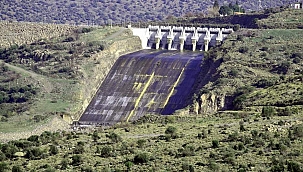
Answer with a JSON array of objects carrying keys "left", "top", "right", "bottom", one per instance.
[{"left": 132, "top": 26, "right": 233, "bottom": 51}]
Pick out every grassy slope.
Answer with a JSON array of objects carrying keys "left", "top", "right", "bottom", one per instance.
[
  {"left": 202, "top": 28, "right": 303, "bottom": 112},
  {"left": 258, "top": 9, "right": 303, "bottom": 29},
  {"left": 0, "top": 25, "right": 135, "bottom": 133}
]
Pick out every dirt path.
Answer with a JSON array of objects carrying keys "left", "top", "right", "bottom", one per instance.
[
  {"left": 2, "top": 61, "right": 53, "bottom": 93},
  {"left": 105, "top": 28, "right": 126, "bottom": 41}
]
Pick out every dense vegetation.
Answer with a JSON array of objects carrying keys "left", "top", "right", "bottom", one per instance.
[
  {"left": 0, "top": 114, "right": 303, "bottom": 171},
  {"left": 0, "top": 0, "right": 298, "bottom": 24}
]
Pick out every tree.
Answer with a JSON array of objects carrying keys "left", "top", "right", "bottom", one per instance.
[
  {"left": 165, "top": 126, "right": 178, "bottom": 139},
  {"left": 213, "top": 0, "right": 219, "bottom": 10},
  {"left": 71, "top": 155, "right": 83, "bottom": 166},
  {"left": 101, "top": 146, "right": 112, "bottom": 158},
  {"left": 106, "top": 132, "right": 122, "bottom": 143},
  {"left": 219, "top": 5, "right": 233, "bottom": 15},
  {"left": 133, "top": 152, "right": 150, "bottom": 164},
  {"left": 92, "top": 131, "right": 100, "bottom": 142},
  {"left": 49, "top": 145, "right": 58, "bottom": 155},
  {"left": 12, "top": 166, "right": 23, "bottom": 172},
  {"left": 212, "top": 140, "right": 219, "bottom": 148},
  {"left": 261, "top": 106, "right": 275, "bottom": 117},
  {"left": 0, "top": 162, "right": 9, "bottom": 172}
]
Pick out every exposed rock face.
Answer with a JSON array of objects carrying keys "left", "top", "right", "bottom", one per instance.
[
  {"left": 67, "top": 36, "right": 142, "bottom": 123},
  {"left": 192, "top": 93, "right": 227, "bottom": 114}
]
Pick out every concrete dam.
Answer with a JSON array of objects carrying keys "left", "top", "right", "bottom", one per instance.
[
  {"left": 132, "top": 25, "right": 233, "bottom": 51},
  {"left": 78, "top": 50, "right": 203, "bottom": 125}
]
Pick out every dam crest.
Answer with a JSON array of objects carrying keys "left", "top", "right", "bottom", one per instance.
[{"left": 132, "top": 25, "right": 233, "bottom": 51}]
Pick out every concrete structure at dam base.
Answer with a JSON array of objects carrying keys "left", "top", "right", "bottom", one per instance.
[{"left": 132, "top": 25, "right": 233, "bottom": 52}]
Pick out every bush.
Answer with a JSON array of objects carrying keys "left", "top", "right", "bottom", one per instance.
[
  {"left": 137, "top": 139, "right": 146, "bottom": 148},
  {"left": 255, "top": 78, "right": 276, "bottom": 88},
  {"left": 92, "top": 131, "right": 100, "bottom": 142},
  {"left": 261, "top": 106, "right": 275, "bottom": 117},
  {"left": 292, "top": 124, "right": 303, "bottom": 139},
  {"left": 182, "top": 162, "right": 195, "bottom": 172},
  {"left": 124, "top": 161, "right": 133, "bottom": 170},
  {"left": 12, "top": 165, "right": 23, "bottom": 172},
  {"left": 106, "top": 132, "right": 122, "bottom": 143},
  {"left": 233, "top": 24, "right": 241, "bottom": 31},
  {"left": 278, "top": 107, "right": 292, "bottom": 116},
  {"left": 239, "top": 46, "right": 249, "bottom": 53},
  {"left": 1, "top": 144, "right": 18, "bottom": 159},
  {"left": 49, "top": 145, "right": 58, "bottom": 155},
  {"left": 287, "top": 161, "right": 301, "bottom": 172},
  {"left": 25, "top": 147, "right": 43, "bottom": 160},
  {"left": 133, "top": 152, "right": 150, "bottom": 164},
  {"left": 71, "top": 155, "right": 83, "bottom": 166},
  {"left": 208, "top": 161, "right": 219, "bottom": 171},
  {"left": 212, "top": 140, "right": 219, "bottom": 148},
  {"left": 237, "top": 35, "right": 244, "bottom": 41},
  {"left": 165, "top": 126, "right": 178, "bottom": 139},
  {"left": 0, "top": 162, "right": 9, "bottom": 172},
  {"left": 60, "top": 159, "right": 69, "bottom": 170},
  {"left": 101, "top": 146, "right": 112, "bottom": 158},
  {"left": 180, "top": 145, "right": 195, "bottom": 157},
  {"left": 63, "top": 36, "right": 75, "bottom": 42}
]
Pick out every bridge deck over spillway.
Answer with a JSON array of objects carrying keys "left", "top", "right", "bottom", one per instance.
[{"left": 78, "top": 50, "right": 203, "bottom": 125}]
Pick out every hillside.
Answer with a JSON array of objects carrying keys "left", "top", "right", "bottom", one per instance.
[
  {"left": 0, "top": 0, "right": 299, "bottom": 25},
  {"left": 0, "top": 24, "right": 141, "bottom": 136},
  {"left": 0, "top": 9, "right": 303, "bottom": 172}
]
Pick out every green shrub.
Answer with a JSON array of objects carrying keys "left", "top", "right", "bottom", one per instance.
[
  {"left": 239, "top": 46, "right": 249, "bottom": 53},
  {"left": 261, "top": 106, "right": 275, "bottom": 117},
  {"left": 165, "top": 126, "right": 178, "bottom": 139},
  {"left": 74, "top": 143, "right": 85, "bottom": 154},
  {"left": 60, "top": 159, "right": 69, "bottom": 170},
  {"left": 292, "top": 124, "right": 303, "bottom": 139},
  {"left": 25, "top": 147, "right": 43, "bottom": 160},
  {"left": 255, "top": 78, "right": 276, "bottom": 88},
  {"left": 137, "top": 139, "right": 146, "bottom": 148},
  {"left": 49, "top": 145, "right": 58, "bottom": 155},
  {"left": 133, "top": 152, "right": 150, "bottom": 164},
  {"left": 101, "top": 146, "right": 112, "bottom": 158},
  {"left": 0, "top": 162, "right": 9, "bottom": 172},
  {"left": 237, "top": 35, "right": 244, "bottom": 41},
  {"left": 208, "top": 160, "right": 219, "bottom": 171},
  {"left": 0, "top": 152, "right": 6, "bottom": 161},
  {"left": 12, "top": 165, "right": 23, "bottom": 172},
  {"left": 212, "top": 140, "right": 219, "bottom": 148},
  {"left": 1, "top": 144, "right": 18, "bottom": 159},
  {"left": 278, "top": 107, "right": 292, "bottom": 116},
  {"left": 124, "top": 161, "right": 133, "bottom": 170},
  {"left": 181, "top": 162, "right": 195, "bottom": 172},
  {"left": 63, "top": 36, "right": 75, "bottom": 42},
  {"left": 106, "top": 132, "right": 122, "bottom": 143},
  {"left": 180, "top": 145, "right": 195, "bottom": 157},
  {"left": 71, "top": 155, "right": 83, "bottom": 166},
  {"left": 92, "top": 131, "right": 100, "bottom": 142},
  {"left": 287, "top": 161, "right": 301, "bottom": 172}
]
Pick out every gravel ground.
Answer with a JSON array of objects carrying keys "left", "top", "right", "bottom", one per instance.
[{"left": 0, "top": 116, "right": 71, "bottom": 143}]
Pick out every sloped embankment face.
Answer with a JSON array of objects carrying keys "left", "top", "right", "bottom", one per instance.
[{"left": 79, "top": 50, "right": 203, "bottom": 125}]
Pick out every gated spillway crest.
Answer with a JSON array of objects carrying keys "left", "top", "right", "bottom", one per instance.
[{"left": 78, "top": 50, "right": 203, "bottom": 125}]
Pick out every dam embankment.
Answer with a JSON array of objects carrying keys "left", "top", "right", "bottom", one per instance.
[
  {"left": 78, "top": 50, "right": 203, "bottom": 125},
  {"left": 70, "top": 35, "right": 142, "bottom": 122}
]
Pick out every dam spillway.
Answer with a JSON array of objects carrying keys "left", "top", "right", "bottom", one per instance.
[{"left": 78, "top": 50, "right": 203, "bottom": 125}]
